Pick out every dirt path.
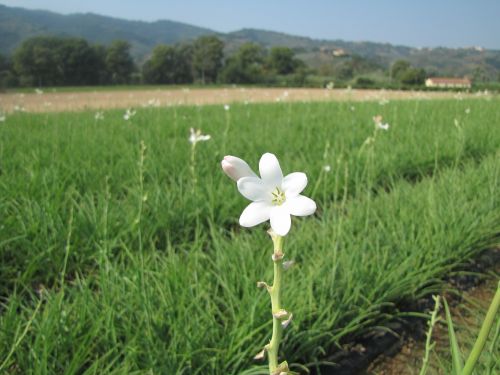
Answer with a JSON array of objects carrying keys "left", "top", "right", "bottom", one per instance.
[{"left": 0, "top": 87, "right": 482, "bottom": 113}]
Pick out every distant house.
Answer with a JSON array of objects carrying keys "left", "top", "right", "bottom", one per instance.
[
  {"left": 425, "top": 77, "right": 471, "bottom": 88},
  {"left": 332, "top": 48, "right": 347, "bottom": 57}
]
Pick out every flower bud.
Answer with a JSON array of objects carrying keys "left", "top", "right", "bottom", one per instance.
[
  {"left": 221, "top": 155, "right": 257, "bottom": 182},
  {"left": 281, "top": 313, "right": 293, "bottom": 329}
]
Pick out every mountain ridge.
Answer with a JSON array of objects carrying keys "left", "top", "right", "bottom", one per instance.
[{"left": 1, "top": 3, "right": 499, "bottom": 78}]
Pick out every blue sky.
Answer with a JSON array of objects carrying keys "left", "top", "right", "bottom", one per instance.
[{"left": 3, "top": 0, "right": 500, "bottom": 49}]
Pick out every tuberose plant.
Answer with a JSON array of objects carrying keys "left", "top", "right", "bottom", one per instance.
[
  {"left": 222, "top": 153, "right": 316, "bottom": 375},
  {"left": 419, "top": 281, "right": 500, "bottom": 375}
]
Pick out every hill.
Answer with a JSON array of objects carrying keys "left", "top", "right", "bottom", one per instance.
[
  {"left": 0, "top": 4, "right": 217, "bottom": 59},
  {"left": 1, "top": 3, "right": 499, "bottom": 78}
]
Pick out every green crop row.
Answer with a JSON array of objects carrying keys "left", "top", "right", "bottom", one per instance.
[
  {"left": 0, "top": 146, "right": 498, "bottom": 373},
  {"left": 0, "top": 98, "right": 499, "bottom": 294}
]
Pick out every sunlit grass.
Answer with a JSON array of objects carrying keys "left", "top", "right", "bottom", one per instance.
[{"left": 0, "top": 98, "right": 499, "bottom": 373}]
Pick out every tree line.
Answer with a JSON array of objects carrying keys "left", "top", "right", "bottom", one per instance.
[{"left": 0, "top": 35, "right": 307, "bottom": 88}]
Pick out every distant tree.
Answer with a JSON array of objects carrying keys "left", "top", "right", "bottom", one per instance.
[
  {"left": 400, "top": 68, "right": 426, "bottom": 85},
  {"left": 175, "top": 44, "right": 194, "bottom": 83},
  {"left": 472, "top": 66, "right": 489, "bottom": 83},
  {"left": 0, "top": 53, "right": 18, "bottom": 88},
  {"left": 93, "top": 44, "right": 111, "bottom": 85},
  {"left": 142, "top": 44, "right": 194, "bottom": 84},
  {"left": 220, "top": 43, "right": 266, "bottom": 83},
  {"left": 192, "top": 36, "right": 224, "bottom": 84},
  {"left": 143, "top": 45, "right": 178, "bottom": 84},
  {"left": 55, "top": 38, "right": 103, "bottom": 85},
  {"left": 335, "top": 62, "right": 354, "bottom": 80},
  {"left": 267, "top": 47, "right": 297, "bottom": 75},
  {"left": 13, "top": 36, "right": 107, "bottom": 86},
  {"left": 332, "top": 54, "right": 383, "bottom": 82},
  {"left": 13, "top": 36, "right": 60, "bottom": 86},
  {"left": 106, "top": 40, "right": 135, "bottom": 84},
  {"left": 390, "top": 60, "right": 411, "bottom": 81},
  {"left": 355, "top": 76, "right": 376, "bottom": 87}
]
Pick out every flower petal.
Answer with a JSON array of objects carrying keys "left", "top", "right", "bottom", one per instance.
[
  {"left": 259, "top": 153, "right": 283, "bottom": 188},
  {"left": 286, "top": 195, "right": 317, "bottom": 217},
  {"left": 237, "top": 177, "right": 271, "bottom": 202},
  {"left": 282, "top": 172, "right": 307, "bottom": 198},
  {"left": 239, "top": 201, "right": 272, "bottom": 227},
  {"left": 270, "top": 205, "right": 291, "bottom": 236},
  {"left": 221, "top": 155, "right": 257, "bottom": 182}
]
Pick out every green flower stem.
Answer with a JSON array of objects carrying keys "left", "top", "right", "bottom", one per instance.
[
  {"left": 461, "top": 281, "right": 500, "bottom": 375},
  {"left": 267, "top": 233, "right": 284, "bottom": 374},
  {"left": 190, "top": 143, "right": 197, "bottom": 189}
]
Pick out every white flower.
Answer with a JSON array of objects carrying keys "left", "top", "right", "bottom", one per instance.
[
  {"left": 124, "top": 108, "right": 136, "bottom": 121},
  {"left": 221, "top": 156, "right": 258, "bottom": 181},
  {"left": 465, "top": 108, "right": 471, "bottom": 114},
  {"left": 225, "top": 153, "right": 316, "bottom": 236},
  {"left": 189, "top": 128, "right": 211, "bottom": 144},
  {"left": 224, "top": 104, "right": 230, "bottom": 111},
  {"left": 323, "top": 165, "right": 331, "bottom": 172},
  {"left": 326, "top": 81, "right": 334, "bottom": 90},
  {"left": 377, "top": 122, "right": 390, "bottom": 130},
  {"left": 143, "top": 98, "right": 160, "bottom": 108},
  {"left": 373, "top": 115, "right": 389, "bottom": 130},
  {"left": 94, "top": 111, "right": 104, "bottom": 121}
]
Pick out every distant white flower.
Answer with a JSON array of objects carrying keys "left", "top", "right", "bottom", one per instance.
[
  {"left": 323, "top": 165, "right": 332, "bottom": 172},
  {"left": 123, "top": 108, "right": 136, "bottom": 121},
  {"left": 35, "top": 88, "right": 44, "bottom": 95},
  {"left": 95, "top": 111, "right": 104, "bottom": 121},
  {"left": 373, "top": 115, "right": 390, "bottom": 130},
  {"left": 224, "top": 104, "right": 230, "bottom": 111},
  {"left": 326, "top": 81, "right": 334, "bottom": 90},
  {"left": 142, "top": 98, "right": 160, "bottom": 108},
  {"left": 465, "top": 108, "right": 471, "bottom": 114},
  {"left": 350, "top": 106, "right": 355, "bottom": 111},
  {"left": 378, "top": 98, "right": 389, "bottom": 106},
  {"left": 189, "top": 128, "right": 211, "bottom": 144},
  {"left": 223, "top": 153, "right": 316, "bottom": 236}
]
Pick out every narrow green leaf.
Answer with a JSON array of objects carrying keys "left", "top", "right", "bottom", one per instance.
[
  {"left": 443, "top": 298, "right": 463, "bottom": 375},
  {"left": 462, "top": 281, "right": 500, "bottom": 375}
]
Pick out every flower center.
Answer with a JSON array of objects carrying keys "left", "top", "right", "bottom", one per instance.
[{"left": 271, "top": 187, "right": 286, "bottom": 206}]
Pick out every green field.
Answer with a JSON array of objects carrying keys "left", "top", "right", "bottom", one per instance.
[{"left": 0, "top": 98, "right": 499, "bottom": 374}]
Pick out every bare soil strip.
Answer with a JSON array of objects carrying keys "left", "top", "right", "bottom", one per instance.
[{"left": 0, "top": 87, "right": 481, "bottom": 113}]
